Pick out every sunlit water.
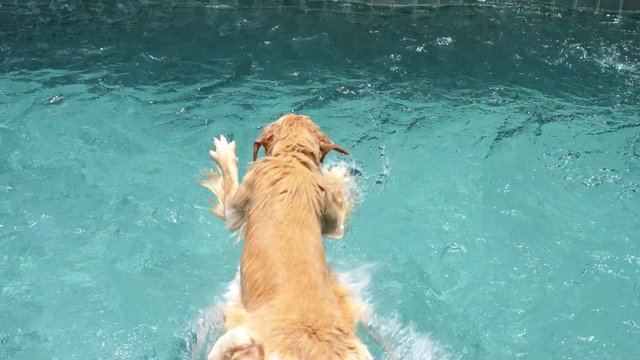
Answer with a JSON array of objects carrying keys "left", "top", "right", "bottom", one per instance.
[{"left": 1, "top": 3, "right": 639, "bottom": 360}]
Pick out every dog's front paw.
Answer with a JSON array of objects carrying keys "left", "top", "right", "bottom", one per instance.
[
  {"left": 209, "top": 135, "right": 239, "bottom": 182},
  {"left": 322, "top": 165, "right": 356, "bottom": 239},
  {"left": 200, "top": 135, "right": 240, "bottom": 219},
  {"left": 324, "top": 164, "right": 355, "bottom": 209},
  {"left": 324, "top": 164, "right": 351, "bottom": 184}
]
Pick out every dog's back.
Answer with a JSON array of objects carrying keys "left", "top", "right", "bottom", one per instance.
[{"left": 239, "top": 155, "right": 359, "bottom": 357}]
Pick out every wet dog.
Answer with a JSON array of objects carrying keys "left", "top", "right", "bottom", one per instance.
[{"left": 200, "top": 114, "right": 371, "bottom": 360}]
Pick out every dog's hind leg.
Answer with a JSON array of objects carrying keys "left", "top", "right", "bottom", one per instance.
[
  {"left": 200, "top": 135, "right": 240, "bottom": 219},
  {"left": 207, "top": 325, "right": 264, "bottom": 360}
]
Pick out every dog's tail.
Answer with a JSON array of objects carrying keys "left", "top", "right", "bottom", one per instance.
[
  {"left": 207, "top": 325, "right": 264, "bottom": 360},
  {"left": 222, "top": 339, "right": 264, "bottom": 360}
]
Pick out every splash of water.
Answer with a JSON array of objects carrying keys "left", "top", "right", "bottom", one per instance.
[
  {"left": 184, "top": 272, "right": 240, "bottom": 360},
  {"left": 362, "top": 313, "right": 452, "bottom": 360},
  {"left": 183, "top": 266, "right": 451, "bottom": 360}
]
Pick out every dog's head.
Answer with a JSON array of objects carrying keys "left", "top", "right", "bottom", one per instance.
[{"left": 252, "top": 114, "right": 348, "bottom": 165}]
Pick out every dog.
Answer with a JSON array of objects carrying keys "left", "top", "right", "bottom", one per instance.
[{"left": 200, "top": 114, "right": 372, "bottom": 360}]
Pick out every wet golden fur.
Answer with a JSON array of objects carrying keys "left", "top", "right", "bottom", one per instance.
[{"left": 201, "top": 114, "right": 371, "bottom": 360}]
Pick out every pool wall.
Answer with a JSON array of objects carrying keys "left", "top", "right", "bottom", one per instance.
[
  {"left": 305, "top": 0, "right": 639, "bottom": 12},
  {"left": 1, "top": 0, "right": 639, "bottom": 16}
]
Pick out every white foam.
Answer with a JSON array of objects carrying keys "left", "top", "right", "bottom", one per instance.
[
  {"left": 337, "top": 264, "right": 452, "bottom": 360},
  {"left": 336, "top": 262, "right": 375, "bottom": 305},
  {"left": 185, "top": 273, "right": 240, "bottom": 360},
  {"left": 362, "top": 313, "right": 452, "bottom": 360}
]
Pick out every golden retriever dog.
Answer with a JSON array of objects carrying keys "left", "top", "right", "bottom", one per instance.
[{"left": 200, "top": 114, "right": 372, "bottom": 360}]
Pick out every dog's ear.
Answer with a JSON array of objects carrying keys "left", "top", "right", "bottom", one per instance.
[
  {"left": 319, "top": 136, "right": 349, "bottom": 162},
  {"left": 252, "top": 141, "right": 263, "bottom": 161},
  {"left": 253, "top": 125, "right": 276, "bottom": 161}
]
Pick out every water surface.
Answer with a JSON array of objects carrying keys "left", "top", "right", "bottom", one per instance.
[{"left": 1, "top": 3, "right": 639, "bottom": 359}]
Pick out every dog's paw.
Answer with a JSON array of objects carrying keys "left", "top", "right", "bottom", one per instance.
[
  {"left": 323, "top": 164, "right": 354, "bottom": 189},
  {"left": 324, "top": 224, "right": 345, "bottom": 240},
  {"left": 324, "top": 165, "right": 356, "bottom": 209},
  {"left": 321, "top": 164, "right": 357, "bottom": 239},
  {"left": 209, "top": 135, "right": 239, "bottom": 181},
  {"left": 200, "top": 135, "right": 239, "bottom": 219},
  {"left": 200, "top": 171, "right": 225, "bottom": 218}
]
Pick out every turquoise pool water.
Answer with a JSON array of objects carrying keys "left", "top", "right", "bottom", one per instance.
[{"left": 1, "top": 3, "right": 639, "bottom": 359}]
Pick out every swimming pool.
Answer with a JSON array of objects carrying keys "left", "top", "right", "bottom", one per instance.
[{"left": 1, "top": 2, "right": 639, "bottom": 359}]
